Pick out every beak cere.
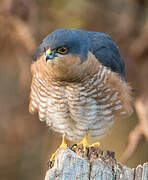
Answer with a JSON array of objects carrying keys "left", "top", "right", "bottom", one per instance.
[{"left": 45, "top": 48, "right": 55, "bottom": 61}]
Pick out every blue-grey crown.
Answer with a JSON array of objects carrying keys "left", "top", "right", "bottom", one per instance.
[{"left": 34, "top": 29, "right": 91, "bottom": 61}]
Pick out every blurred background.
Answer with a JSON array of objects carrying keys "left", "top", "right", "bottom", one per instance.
[{"left": 0, "top": 0, "right": 148, "bottom": 179}]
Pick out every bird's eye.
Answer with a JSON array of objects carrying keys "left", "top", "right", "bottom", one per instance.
[{"left": 57, "top": 46, "right": 68, "bottom": 55}]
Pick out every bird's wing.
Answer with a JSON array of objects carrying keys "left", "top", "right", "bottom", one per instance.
[{"left": 89, "top": 32, "right": 126, "bottom": 81}]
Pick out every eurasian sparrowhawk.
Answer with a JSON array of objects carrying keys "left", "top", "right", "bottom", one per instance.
[{"left": 29, "top": 29, "right": 132, "bottom": 143}]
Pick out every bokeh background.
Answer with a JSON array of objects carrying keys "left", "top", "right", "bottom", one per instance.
[{"left": 0, "top": 0, "right": 148, "bottom": 179}]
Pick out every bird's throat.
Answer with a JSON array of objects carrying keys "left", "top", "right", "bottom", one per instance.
[{"left": 31, "top": 53, "right": 99, "bottom": 82}]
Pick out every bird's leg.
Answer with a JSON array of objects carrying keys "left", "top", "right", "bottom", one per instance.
[{"left": 49, "top": 134, "right": 67, "bottom": 167}]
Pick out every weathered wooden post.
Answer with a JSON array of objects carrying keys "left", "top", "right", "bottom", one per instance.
[{"left": 44, "top": 147, "right": 148, "bottom": 180}]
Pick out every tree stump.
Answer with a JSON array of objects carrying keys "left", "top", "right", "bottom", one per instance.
[{"left": 44, "top": 147, "right": 148, "bottom": 180}]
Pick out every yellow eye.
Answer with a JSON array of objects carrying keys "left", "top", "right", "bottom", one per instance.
[{"left": 57, "top": 46, "right": 68, "bottom": 54}]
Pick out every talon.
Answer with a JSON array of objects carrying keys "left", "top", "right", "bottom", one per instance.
[
  {"left": 47, "top": 159, "right": 53, "bottom": 169},
  {"left": 71, "top": 144, "right": 77, "bottom": 150}
]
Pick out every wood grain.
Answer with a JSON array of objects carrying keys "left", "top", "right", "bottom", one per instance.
[{"left": 44, "top": 147, "right": 148, "bottom": 180}]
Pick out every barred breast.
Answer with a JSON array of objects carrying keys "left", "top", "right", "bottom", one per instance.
[{"left": 29, "top": 59, "right": 132, "bottom": 142}]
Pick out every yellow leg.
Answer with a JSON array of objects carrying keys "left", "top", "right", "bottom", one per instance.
[
  {"left": 49, "top": 134, "right": 67, "bottom": 165},
  {"left": 60, "top": 133, "right": 67, "bottom": 149}
]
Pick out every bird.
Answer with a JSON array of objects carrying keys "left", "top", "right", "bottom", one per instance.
[{"left": 29, "top": 29, "right": 132, "bottom": 156}]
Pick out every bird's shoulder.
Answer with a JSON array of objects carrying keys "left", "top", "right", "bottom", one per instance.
[{"left": 74, "top": 30, "right": 126, "bottom": 80}]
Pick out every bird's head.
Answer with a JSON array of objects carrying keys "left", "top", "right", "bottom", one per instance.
[
  {"left": 32, "top": 29, "right": 98, "bottom": 82},
  {"left": 34, "top": 29, "right": 90, "bottom": 62}
]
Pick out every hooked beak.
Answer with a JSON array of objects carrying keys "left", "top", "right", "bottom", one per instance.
[{"left": 45, "top": 48, "right": 55, "bottom": 61}]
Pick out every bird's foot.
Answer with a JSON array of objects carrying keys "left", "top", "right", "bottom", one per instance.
[
  {"left": 72, "top": 136, "right": 100, "bottom": 152},
  {"left": 89, "top": 142, "right": 101, "bottom": 148},
  {"left": 48, "top": 134, "right": 67, "bottom": 168},
  {"left": 76, "top": 136, "right": 89, "bottom": 152}
]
